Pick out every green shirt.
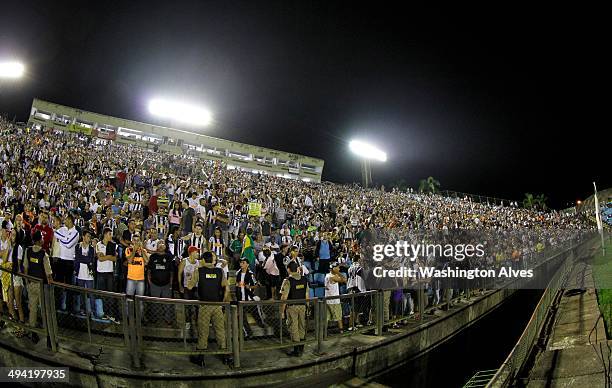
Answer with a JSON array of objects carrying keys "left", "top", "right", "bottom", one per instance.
[{"left": 230, "top": 239, "right": 242, "bottom": 253}]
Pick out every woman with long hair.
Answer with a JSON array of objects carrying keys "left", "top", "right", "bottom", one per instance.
[{"left": 168, "top": 200, "right": 182, "bottom": 232}]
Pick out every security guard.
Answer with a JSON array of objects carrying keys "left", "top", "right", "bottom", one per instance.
[
  {"left": 280, "top": 261, "right": 309, "bottom": 356},
  {"left": 187, "top": 251, "right": 230, "bottom": 366},
  {"left": 23, "top": 231, "right": 53, "bottom": 344}
]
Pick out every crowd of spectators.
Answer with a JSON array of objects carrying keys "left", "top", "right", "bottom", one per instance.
[{"left": 0, "top": 119, "right": 594, "bottom": 341}]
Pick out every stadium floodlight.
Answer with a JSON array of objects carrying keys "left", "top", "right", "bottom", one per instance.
[
  {"left": 349, "top": 140, "right": 387, "bottom": 162},
  {"left": 148, "top": 98, "right": 212, "bottom": 127},
  {"left": 0, "top": 61, "right": 25, "bottom": 78},
  {"left": 348, "top": 139, "right": 387, "bottom": 188}
]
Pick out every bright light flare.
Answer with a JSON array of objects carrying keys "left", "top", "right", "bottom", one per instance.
[
  {"left": 148, "top": 98, "right": 212, "bottom": 127},
  {"left": 0, "top": 61, "right": 25, "bottom": 78},
  {"left": 349, "top": 140, "right": 387, "bottom": 162}
]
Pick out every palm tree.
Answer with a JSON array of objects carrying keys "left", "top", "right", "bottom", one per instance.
[
  {"left": 419, "top": 176, "right": 441, "bottom": 194},
  {"left": 535, "top": 193, "right": 548, "bottom": 211},
  {"left": 523, "top": 193, "right": 536, "bottom": 209}
]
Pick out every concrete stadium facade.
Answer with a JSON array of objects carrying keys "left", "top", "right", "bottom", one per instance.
[{"left": 27, "top": 98, "right": 325, "bottom": 182}]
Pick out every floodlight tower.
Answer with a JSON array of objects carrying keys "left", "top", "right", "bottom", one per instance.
[{"left": 349, "top": 140, "right": 387, "bottom": 188}]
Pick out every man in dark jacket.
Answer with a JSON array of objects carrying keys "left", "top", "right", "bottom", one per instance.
[
  {"left": 74, "top": 229, "right": 95, "bottom": 316},
  {"left": 235, "top": 257, "right": 264, "bottom": 337},
  {"left": 276, "top": 244, "right": 289, "bottom": 280}
]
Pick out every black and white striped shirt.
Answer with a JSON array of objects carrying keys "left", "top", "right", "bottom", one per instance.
[
  {"left": 209, "top": 237, "right": 224, "bottom": 257},
  {"left": 130, "top": 192, "right": 142, "bottom": 212},
  {"left": 188, "top": 233, "right": 206, "bottom": 253},
  {"left": 155, "top": 214, "right": 168, "bottom": 235},
  {"left": 167, "top": 235, "right": 185, "bottom": 258},
  {"left": 103, "top": 218, "right": 117, "bottom": 236}
]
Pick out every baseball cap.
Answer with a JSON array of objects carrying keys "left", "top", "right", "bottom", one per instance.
[
  {"left": 330, "top": 262, "right": 340, "bottom": 270},
  {"left": 188, "top": 246, "right": 200, "bottom": 255}
]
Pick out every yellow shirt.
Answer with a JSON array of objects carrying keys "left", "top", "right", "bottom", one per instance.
[{"left": 126, "top": 248, "right": 145, "bottom": 281}]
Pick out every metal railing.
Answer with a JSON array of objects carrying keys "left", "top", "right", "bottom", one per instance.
[
  {"left": 318, "top": 291, "right": 377, "bottom": 338},
  {"left": 237, "top": 298, "right": 318, "bottom": 352},
  {"left": 0, "top": 239, "right": 589, "bottom": 371},
  {"left": 48, "top": 282, "right": 129, "bottom": 350},
  {"left": 486, "top": 241, "right": 587, "bottom": 387},
  {"left": 134, "top": 295, "right": 233, "bottom": 356},
  {"left": 463, "top": 370, "right": 498, "bottom": 388}
]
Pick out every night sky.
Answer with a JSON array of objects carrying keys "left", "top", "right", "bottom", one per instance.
[{"left": 0, "top": 2, "right": 608, "bottom": 209}]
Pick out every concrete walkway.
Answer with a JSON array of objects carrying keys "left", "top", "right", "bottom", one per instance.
[{"left": 526, "top": 261, "right": 611, "bottom": 387}]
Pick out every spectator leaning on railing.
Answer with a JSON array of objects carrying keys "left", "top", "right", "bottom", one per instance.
[
  {"left": 23, "top": 231, "right": 53, "bottom": 343},
  {"left": 325, "top": 262, "right": 347, "bottom": 333},
  {"left": 74, "top": 229, "right": 95, "bottom": 316}
]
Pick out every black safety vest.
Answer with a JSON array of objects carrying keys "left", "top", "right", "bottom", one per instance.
[
  {"left": 287, "top": 276, "right": 307, "bottom": 300},
  {"left": 27, "top": 248, "right": 45, "bottom": 282},
  {"left": 197, "top": 266, "right": 224, "bottom": 302}
]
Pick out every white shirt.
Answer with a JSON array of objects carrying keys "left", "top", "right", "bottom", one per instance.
[
  {"left": 305, "top": 195, "right": 313, "bottom": 207},
  {"left": 90, "top": 202, "right": 100, "bottom": 214},
  {"left": 195, "top": 204, "right": 207, "bottom": 219},
  {"left": 0, "top": 238, "right": 10, "bottom": 264},
  {"left": 187, "top": 197, "right": 199, "bottom": 209},
  {"left": 9, "top": 245, "right": 23, "bottom": 264},
  {"left": 257, "top": 251, "right": 270, "bottom": 263},
  {"left": 183, "top": 258, "right": 199, "bottom": 288},
  {"left": 347, "top": 263, "right": 366, "bottom": 292},
  {"left": 77, "top": 245, "right": 94, "bottom": 281},
  {"left": 54, "top": 226, "right": 79, "bottom": 261},
  {"left": 324, "top": 273, "right": 340, "bottom": 304},
  {"left": 145, "top": 239, "right": 158, "bottom": 253},
  {"left": 216, "top": 258, "right": 229, "bottom": 278},
  {"left": 96, "top": 241, "right": 114, "bottom": 273}
]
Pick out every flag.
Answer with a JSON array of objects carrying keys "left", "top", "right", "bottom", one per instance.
[
  {"left": 241, "top": 233, "right": 256, "bottom": 265},
  {"left": 594, "top": 182, "right": 603, "bottom": 232}
]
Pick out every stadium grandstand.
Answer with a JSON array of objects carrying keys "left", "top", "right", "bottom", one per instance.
[
  {"left": 0, "top": 113, "right": 601, "bottom": 383},
  {"left": 576, "top": 187, "right": 612, "bottom": 227},
  {"left": 27, "top": 98, "right": 325, "bottom": 183}
]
